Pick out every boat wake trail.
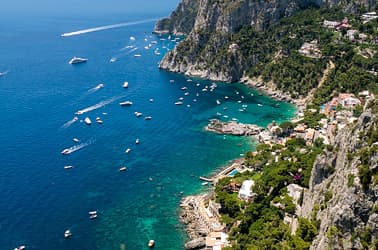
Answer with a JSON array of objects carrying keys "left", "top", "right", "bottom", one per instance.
[
  {"left": 75, "top": 95, "right": 124, "bottom": 115},
  {"left": 61, "top": 18, "right": 159, "bottom": 37},
  {"left": 61, "top": 116, "right": 78, "bottom": 129},
  {"left": 87, "top": 83, "right": 104, "bottom": 94},
  {"left": 61, "top": 139, "right": 95, "bottom": 155},
  {"left": 111, "top": 47, "right": 138, "bottom": 62}
]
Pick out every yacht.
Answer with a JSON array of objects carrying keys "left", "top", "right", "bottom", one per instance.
[
  {"left": 68, "top": 56, "right": 88, "bottom": 64},
  {"left": 64, "top": 165, "right": 73, "bottom": 170},
  {"left": 134, "top": 112, "right": 143, "bottom": 117},
  {"left": 119, "top": 166, "right": 127, "bottom": 172},
  {"left": 64, "top": 230, "right": 71, "bottom": 238},
  {"left": 123, "top": 81, "right": 129, "bottom": 88},
  {"left": 144, "top": 116, "right": 152, "bottom": 120},
  {"left": 216, "top": 100, "right": 221, "bottom": 105},
  {"left": 84, "top": 117, "right": 92, "bottom": 125},
  {"left": 174, "top": 101, "right": 183, "bottom": 105},
  {"left": 119, "top": 101, "right": 133, "bottom": 106},
  {"left": 125, "top": 148, "right": 131, "bottom": 154},
  {"left": 135, "top": 138, "right": 140, "bottom": 144}
]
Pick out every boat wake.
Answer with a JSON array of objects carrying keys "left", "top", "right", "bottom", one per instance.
[
  {"left": 61, "top": 139, "right": 95, "bottom": 155},
  {"left": 0, "top": 70, "right": 9, "bottom": 77},
  {"left": 110, "top": 47, "right": 138, "bottom": 62},
  {"left": 87, "top": 83, "right": 104, "bottom": 93},
  {"left": 75, "top": 95, "right": 124, "bottom": 115},
  {"left": 61, "top": 18, "right": 159, "bottom": 37},
  {"left": 60, "top": 116, "right": 78, "bottom": 129}
]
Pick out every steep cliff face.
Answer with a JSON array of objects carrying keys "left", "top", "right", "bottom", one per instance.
[
  {"left": 155, "top": 0, "right": 376, "bottom": 82},
  {"left": 300, "top": 100, "right": 378, "bottom": 249}
]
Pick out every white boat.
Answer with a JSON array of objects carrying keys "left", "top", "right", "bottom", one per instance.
[
  {"left": 169, "top": 79, "right": 175, "bottom": 83},
  {"left": 187, "top": 79, "right": 192, "bottom": 82},
  {"left": 61, "top": 149, "right": 71, "bottom": 155},
  {"left": 69, "top": 56, "right": 88, "bottom": 64},
  {"left": 119, "top": 166, "right": 127, "bottom": 172},
  {"left": 96, "top": 117, "right": 103, "bottom": 124},
  {"left": 90, "top": 214, "right": 98, "bottom": 219},
  {"left": 257, "top": 104, "right": 263, "bottom": 107},
  {"left": 181, "top": 86, "right": 188, "bottom": 90},
  {"left": 216, "top": 100, "right": 221, "bottom": 105},
  {"left": 130, "top": 36, "right": 136, "bottom": 41},
  {"left": 134, "top": 112, "right": 142, "bottom": 117},
  {"left": 110, "top": 57, "right": 117, "bottom": 63},
  {"left": 196, "top": 83, "right": 200, "bottom": 86},
  {"left": 224, "top": 96, "right": 229, "bottom": 99},
  {"left": 0, "top": 71, "right": 9, "bottom": 77},
  {"left": 135, "top": 138, "right": 140, "bottom": 144},
  {"left": 187, "top": 104, "right": 191, "bottom": 108},
  {"left": 193, "top": 99, "right": 197, "bottom": 102},
  {"left": 148, "top": 240, "right": 155, "bottom": 248},
  {"left": 144, "top": 116, "right": 152, "bottom": 120},
  {"left": 175, "top": 101, "right": 183, "bottom": 105},
  {"left": 89, "top": 211, "right": 97, "bottom": 215},
  {"left": 14, "top": 246, "right": 26, "bottom": 250},
  {"left": 179, "top": 97, "right": 184, "bottom": 101},
  {"left": 201, "top": 182, "right": 209, "bottom": 186},
  {"left": 64, "top": 230, "right": 71, "bottom": 238},
  {"left": 95, "top": 83, "right": 104, "bottom": 89},
  {"left": 184, "top": 92, "right": 189, "bottom": 96},
  {"left": 73, "top": 138, "right": 80, "bottom": 142},
  {"left": 149, "top": 98, "right": 154, "bottom": 102},
  {"left": 64, "top": 165, "right": 73, "bottom": 170},
  {"left": 123, "top": 81, "right": 129, "bottom": 88},
  {"left": 237, "top": 100, "right": 242, "bottom": 103},
  {"left": 125, "top": 148, "right": 131, "bottom": 154},
  {"left": 119, "top": 101, "right": 133, "bottom": 106},
  {"left": 202, "top": 88, "right": 208, "bottom": 92},
  {"left": 84, "top": 117, "right": 92, "bottom": 125},
  {"left": 134, "top": 54, "right": 141, "bottom": 57}
]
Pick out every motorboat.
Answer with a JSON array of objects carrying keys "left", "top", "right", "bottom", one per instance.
[
  {"left": 184, "top": 92, "right": 189, "bottom": 96},
  {"left": 90, "top": 214, "right": 97, "bottom": 219},
  {"left": 64, "top": 230, "right": 71, "bottom": 238},
  {"left": 135, "top": 138, "right": 140, "bottom": 144},
  {"left": 216, "top": 100, "right": 221, "bottom": 105},
  {"left": 134, "top": 112, "right": 143, "bottom": 117},
  {"left": 110, "top": 57, "right": 117, "bottom": 63},
  {"left": 64, "top": 165, "right": 73, "bottom": 170},
  {"left": 257, "top": 103, "right": 263, "bottom": 107},
  {"left": 96, "top": 117, "right": 103, "bottom": 124},
  {"left": 125, "top": 148, "right": 131, "bottom": 154},
  {"left": 174, "top": 101, "right": 183, "bottom": 105},
  {"left": 181, "top": 86, "right": 187, "bottom": 90},
  {"left": 179, "top": 97, "right": 184, "bottom": 101},
  {"left": 130, "top": 36, "right": 136, "bottom": 41},
  {"left": 149, "top": 98, "right": 154, "bottom": 102},
  {"left": 144, "top": 116, "right": 152, "bottom": 120},
  {"left": 89, "top": 211, "right": 97, "bottom": 215},
  {"left": 73, "top": 138, "right": 80, "bottom": 142},
  {"left": 84, "top": 117, "right": 92, "bottom": 125},
  {"left": 14, "top": 246, "right": 26, "bottom": 250},
  {"left": 119, "top": 101, "right": 133, "bottom": 106},
  {"left": 224, "top": 96, "right": 229, "bottom": 99},
  {"left": 119, "top": 166, "right": 127, "bottom": 172},
  {"left": 61, "top": 149, "right": 71, "bottom": 155},
  {"left": 68, "top": 56, "right": 88, "bottom": 64},
  {"left": 134, "top": 54, "right": 141, "bottom": 57},
  {"left": 123, "top": 81, "right": 129, "bottom": 88},
  {"left": 148, "top": 240, "right": 155, "bottom": 248},
  {"left": 201, "top": 182, "right": 209, "bottom": 186}
]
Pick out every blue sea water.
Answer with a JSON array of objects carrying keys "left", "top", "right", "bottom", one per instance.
[{"left": 0, "top": 10, "right": 296, "bottom": 250}]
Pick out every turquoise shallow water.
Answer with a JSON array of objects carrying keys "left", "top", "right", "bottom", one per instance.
[{"left": 0, "top": 11, "right": 295, "bottom": 250}]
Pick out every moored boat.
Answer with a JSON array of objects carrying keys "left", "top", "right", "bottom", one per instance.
[
  {"left": 174, "top": 101, "right": 183, "bottom": 105},
  {"left": 148, "top": 240, "right": 155, "bottom": 248},
  {"left": 64, "top": 230, "right": 71, "bottom": 238},
  {"left": 119, "top": 166, "right": 127, "bottom": 171},
  {"left": 64, "top": 165, "right": 73, "bottom": 170},
  {"left": 144, "top": 116, "right": 152, "bottom": 120},
  {"left": 84, "top": 117, "right": 92, "bottom": 125},
  {"left": 123, "top": 81, "right": 129, "bottom": 88},
  {"left": 125, "top": 148, "right": 131, "bottom": 154},
  {"left": 135, "top": 138, "right": 140, "bottom": 144}
]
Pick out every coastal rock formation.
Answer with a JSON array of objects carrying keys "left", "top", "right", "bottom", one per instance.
[
  {"left": 155, "top": 0, "right": 377, "bottom": 82},
  {"left": 205, "top": 119, "right": 263, "bottom": 136},
  {"left": 300, "top": 101, "right": 378, "bottom": 249}
]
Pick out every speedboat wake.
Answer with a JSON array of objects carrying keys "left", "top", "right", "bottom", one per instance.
[
  {"left": 75, "top": 95, "right": 124, "bottom": 115},
  {"left": 61, "top": 18, "right": 159, "bottom": 37}
]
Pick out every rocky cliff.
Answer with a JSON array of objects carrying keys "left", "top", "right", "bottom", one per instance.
[
  {"left": 300, "top": 100, "right": 378, "bottom": 249},
  {"left": 155, "top": 0, "right": 377, "bottom": 82}
]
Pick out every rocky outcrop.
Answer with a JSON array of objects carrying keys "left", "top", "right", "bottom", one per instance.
[
  {"left": 300, "top": 101, "right": 378, "bottom": 249},
  {"left": 156, "top": 0, "right": 377, "bottom": 82}
]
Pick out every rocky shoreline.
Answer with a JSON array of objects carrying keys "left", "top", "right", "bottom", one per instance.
[{"left": 205, "top": 119, "right": 264, "bottom": 136}]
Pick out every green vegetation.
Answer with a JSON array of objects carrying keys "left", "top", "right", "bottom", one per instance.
[{"left": 215, "top": 138, "right": 324, "bottom": 248}]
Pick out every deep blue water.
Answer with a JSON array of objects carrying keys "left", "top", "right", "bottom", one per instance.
[{"left": 0, "top": 11, "right": 295, "bottom": 250}]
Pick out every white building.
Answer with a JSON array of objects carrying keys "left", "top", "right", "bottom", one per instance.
[
  {"left": 238, "top": 180, "right": 255, "bottom": 201},
  {"left": 205, "top": 232, "right": 229, "bottom": 250}
]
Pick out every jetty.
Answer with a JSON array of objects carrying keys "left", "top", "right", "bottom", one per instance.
[{"left": 205, "top": 119, "right": 263, "bottom": 136}]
